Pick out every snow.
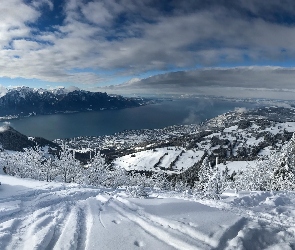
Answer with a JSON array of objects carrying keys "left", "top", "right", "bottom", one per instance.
[
  {"left": 113, "top": 147, "right": 204, "bottom": 173},
  {"left": 258, "top": 146, "right": 274, "bottom": 156},
  {"left": 219, "top": 161, "right": 257, "bottom": 173},
  {"left": 223, "top": 125, "right": 238, "bottom": 132},
  {"left": 264, "top": 122, "right": 295, "bottom": 135},
  {"left": 0, "top": 126, "right": 9, "bottom": 133},
  {"left": 1, "top": 173, "right": 295, "bottom": 249}
]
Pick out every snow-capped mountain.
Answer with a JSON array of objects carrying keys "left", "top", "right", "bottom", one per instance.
[{"left": 0, "top": 87, "right": 145, "bottom": 117}]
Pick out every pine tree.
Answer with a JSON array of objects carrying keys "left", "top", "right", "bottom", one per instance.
[
  {"left": 194, "top": 157, "right": 225, "bottom": 199},
  {"left": 195, "top": 157, "right": 213, "bottom": 192},
  {"left": 269, "top": 133, "right": 295, "bottom": 191},
  {"left": 234, "top": 132, "right": 295, "bottom": 192}
]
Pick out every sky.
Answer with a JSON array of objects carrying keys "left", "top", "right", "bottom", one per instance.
[{"left": 1, "top": 0, "right": 295, "bottom": 99}]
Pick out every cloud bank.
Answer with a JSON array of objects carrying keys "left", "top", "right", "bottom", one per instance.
[
  {"left": 0, "top": 0, "right": 295, "bottom": 88},
  {"left": 99, "top": 67, "right": 295, "bottom": 100}
]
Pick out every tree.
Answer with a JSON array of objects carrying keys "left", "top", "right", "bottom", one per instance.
[
  {"left": 1, "top": 147, "right": 46, "bottom": 180},
  {"left": 234, "top": 132, "right": 295, "bottom": 192},
  {"left": 53, "top": 145, "right": 82, "bottom": 183},
  {"left": 86, "top": 152, "right": 111, "bottom": 187},
  {"left": 195, "top": 157, "right": 212, "bottom": 192}
]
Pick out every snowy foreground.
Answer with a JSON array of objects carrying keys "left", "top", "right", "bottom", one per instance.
[{"left": 0, "top": 174, "right": 295, "bottom": 250}]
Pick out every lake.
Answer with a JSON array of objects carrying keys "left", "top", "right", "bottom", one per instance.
[{"left": 0, "top": 98, "right": 257, "bottom": 140}]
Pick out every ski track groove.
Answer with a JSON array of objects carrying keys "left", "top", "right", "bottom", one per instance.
[
  {"left": 110, "top": 198, "right": 211, "bottom": 250},
  {"left": 0, "top": 185, "right": 104, "bottom": 250},
  {"left": 52, "top": 206, "right": 80, "bottom": 250},
  {"left": 115, "top": 197, "right": 223, "bottom": 248},
  {"left": 84, "top": 198, "right": 100, "bottom": 250},
  {"left": 5, "top": 207, "right": 53, "bottom": 250},
  {"left": 4, "top": 184, "right": 285, "bottom": 250},
  {"left": 45, "top": 204, "right": 71, "bottom": 250},
  {"left": 1, "top": 186, "right": 246, "bottom": 250},
  {"left": 0, "top": 218, "right": 22, "bottom": 250},
  {"left": 76, "top": 203, "right": 87, "bottom": 250}
]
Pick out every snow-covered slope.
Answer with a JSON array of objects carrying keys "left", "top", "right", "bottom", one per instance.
[
  {"left": 113, "top": 147, "right": 204, "bottom": 174},
  {"left": 0, "top": 173, "right": 295, "bottom": 249},
  {"left": 57, "top": 106, "right": 295, "bottom": 178}
]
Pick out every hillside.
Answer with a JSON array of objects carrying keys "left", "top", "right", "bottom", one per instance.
[
  {"left": 0, "top": 126, "right": 59, "bottom": 152},
  {"left": 0, "top": 173, "right": 294, "bottom": 249},
  {"left": 57, "top": 106, "right": 295, "bottom": 176},
  {"left": 2, "top": 106, "right": 295, "bottom": 185}
]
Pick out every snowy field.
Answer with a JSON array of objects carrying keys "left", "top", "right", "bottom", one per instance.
[
  {"left": 113, "top": 147, "right": 204, "bottom": 173},
  {"left": 218, "top": 161, "right": 257, "bottom": 174},
  {"left": 0, "top": 173, "right": 295, "bottom": 249}
]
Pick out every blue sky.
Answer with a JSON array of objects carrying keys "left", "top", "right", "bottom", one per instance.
[{"left": 1, "top": 0, "right": 295, "bottom": 97}]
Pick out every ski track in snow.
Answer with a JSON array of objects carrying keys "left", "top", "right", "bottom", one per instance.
[
  {"left": 198, "top": 191, "right": 295, "bottom": 250},
  {"left": 1, "top": 177, "right": 295, "bottom": 249}
]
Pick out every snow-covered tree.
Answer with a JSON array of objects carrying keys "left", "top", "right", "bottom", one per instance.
[
  {"left": 234, "top": 159, "right": 272, "bottom": 192},
  {"left": 126, "top": 172, "right": 150, "bottom": 198},
  {"left": 195, "top": 157, "right": 213, "bottom": 192},
  {"left": 22, "top": 147, "right": 47, "bottom": 180},
  {"left": 2, "top": 151, "right": 24, "bottom": 177},
  {"left": 269, "top": 136, "right": 295, "bottom": 191},
  {"left": 194, "top": 157, "right": 225, "bottom": 199},
  {"left": 205, "top": 166, "right": 224, "bottom": 199},
  {"left": 85, "top": 152, "right": 108, "bottom": 186},
  {"left": 234, "top": 133, "right": 295, "bottom": 191},
  {"left": 85, "top": 152, "right": 129, "bottom": 188},
  {"left": 150, "top": 171, "right": 171, "bottom": 191},
  {"left": 2, "top": 147, "right": 47, "bottom": 180},
  {"left": 53, "top": 145, "right": 82, "bottom": 183}
]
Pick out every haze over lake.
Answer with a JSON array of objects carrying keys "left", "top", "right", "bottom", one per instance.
[{"left": 2, "top": 98, "right": 257, "bottom": 140}]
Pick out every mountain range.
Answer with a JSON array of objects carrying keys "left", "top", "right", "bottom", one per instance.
[{"left": 0, "top": 87, "right": 145, "bottom": 117}]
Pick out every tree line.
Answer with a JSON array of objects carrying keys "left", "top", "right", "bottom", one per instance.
[{"left": 2, "top": 133, "right": 295, "bottom": 198}]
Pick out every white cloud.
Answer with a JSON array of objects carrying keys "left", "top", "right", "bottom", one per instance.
[
  {"left": 0, "top": 0, "right": 39, "bottom": 48},
  {"left": 13, "top": 39, "right": 43, "bottom": 51},
  {"left": 124, "top": 78, "right": 141, "bottom": 85},
  {"left": 98, "top": 67, "right": 295, "bottom": 100},
  {"left": 81, "top": 1, "right": 113, "bottom": 25},
  {"left": 1, "top": 0, "right": 295, "bottom": 89},
  {"left": 31, "top": 0, "right": 54, "bottom": 11}
]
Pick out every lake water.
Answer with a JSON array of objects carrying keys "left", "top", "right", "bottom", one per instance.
[{"left": 1, "top": 98, "right": 257, "bottom": 140}]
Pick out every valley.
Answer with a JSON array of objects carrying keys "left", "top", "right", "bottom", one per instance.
[{"left": 55, "top": 106, "right": 295, "bottom": 178}]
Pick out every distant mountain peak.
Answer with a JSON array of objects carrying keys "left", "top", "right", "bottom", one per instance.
[
  {"left": 49, "top": 86, "right": 81, "bottom": 95},
  {"left": 7, "top": 86, "right": 81, "bottom": 95},
  {"left": 0, "top": 87, "right": 146, "bottom": 117}
]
